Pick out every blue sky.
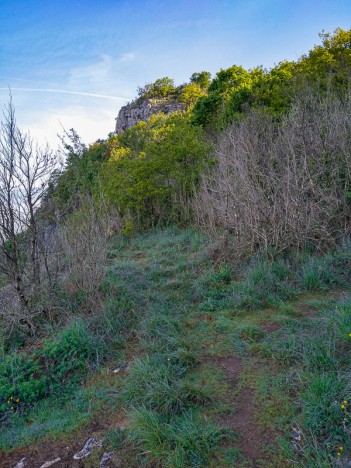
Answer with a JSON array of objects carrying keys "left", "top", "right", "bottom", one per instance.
[{"left": 1, "top": 0, "right": 351, "bottom": 149}]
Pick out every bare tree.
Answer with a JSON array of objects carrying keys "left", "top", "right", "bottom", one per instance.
[{"left": 0, "top": 96, "right": 57, "bottom": 313}]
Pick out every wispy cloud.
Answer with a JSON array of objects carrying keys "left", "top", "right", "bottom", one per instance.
[
  {"left": 69, "top": 54, "right": 112, "bottom": 83},
  {"left": 0, "top": 87, "right": 130, "bottom": 101},
  {"left": 119, "top": 52, "right": 135, "bottom": 62},
  {"left": 20, "top": 104, "right": 121, "bottom": 149}
]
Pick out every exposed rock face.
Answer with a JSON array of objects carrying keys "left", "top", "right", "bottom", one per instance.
[{"left": 115, "top": 98, "right": 186, "bottom": 134}]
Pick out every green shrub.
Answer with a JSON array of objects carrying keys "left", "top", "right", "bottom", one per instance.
[
  {"left": 0, "top": 320, "right": 100, "bottom": 416},
  {"left": 101, "top": 112, "right": 211, "bottom": 227}
]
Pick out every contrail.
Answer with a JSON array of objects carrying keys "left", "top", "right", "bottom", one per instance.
[
  {"left": 0, "top": 87, "right": 130, "bottom": 101},
  {"left": 0, "top": 76, "right": 61, "bottom": 86}
]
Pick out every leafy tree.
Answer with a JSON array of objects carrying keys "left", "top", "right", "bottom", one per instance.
[
  {"left": 191, "top": 93, "right": 222, "bottom": 127},
  {"left": 191, "top": 65, "right": 258, "bottom": 128},
  {"left": 299, "top": 28, "right": 351, "bottom": 90},
  {"left": 192, "top": 29, "right": 351, "bottom": 129},
  {"left": 178, "top": 83, "right": 205, "bottom": 106},
  {"left": 208, "top": 65, "right": 252, "bottom": 96},
  {"left": 137, "top": 77, "right": 176, "bottom": 100},
  {"left": 100, "top": 112, "right": 211, "bottom": 226},
  {"left": 190, "top": 71, "right": 211, "bottom": 90},
  {"left": 249, "top": 61, "right": 297, "bottom": 114},
  {"left": 52, "top": 133, "right": 108, "bottom": 212}
]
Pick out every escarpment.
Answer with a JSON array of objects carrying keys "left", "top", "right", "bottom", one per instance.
[{"left": 115, "top": 98, "right": 186, "bottom": 134}]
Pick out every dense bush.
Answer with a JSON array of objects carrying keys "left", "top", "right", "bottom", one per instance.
[
  {"left": 196, "top": 85, "right": 351, "bottom": 255},
  {"left": 0, "top": 320, "right": 100, "bottom": 418},
  {"left": 101, "top": 112, "right": 212, "bottom": 227}
]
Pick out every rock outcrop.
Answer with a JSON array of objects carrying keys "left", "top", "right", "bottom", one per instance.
[
  {"left": 73, "top": 438, "right": 102, "bottom": 460},
  {"left": 115, "top": 98, "right": 186, "bottom": 134}
]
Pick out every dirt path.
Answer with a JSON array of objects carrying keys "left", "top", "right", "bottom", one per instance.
[{"left": 212, "top": 356, "right": 265, "bottom": 465}]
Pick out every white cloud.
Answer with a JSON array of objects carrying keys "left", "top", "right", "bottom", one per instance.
[{"left": 19, "top": 103, "right": 122, "bottom": 151}]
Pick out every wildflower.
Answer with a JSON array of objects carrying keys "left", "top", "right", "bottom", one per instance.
[
  {"left": 16, "top": 398, "right": 19, "bottom": 403},
  {"left": 349, "top": 333, "right": 351, "bottom": 337},
  {"left": 343, "top": 400, "right": 348, "bottom": 404},
  {"left": 340, "top": 447, "right": 344, "bottom": 451},
  {"left": 337, "top": 452, "right": 341, "bottom": 456},
  {"left": 167, "top": 358, "right": 171, "bottom": 361},
  {"left": 341, "top": 404, "right": 345, "bottom": 409}
]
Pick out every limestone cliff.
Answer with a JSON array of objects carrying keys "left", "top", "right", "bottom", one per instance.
[{"left": 115, "top": 98, "right": 186, "bottom": 134}]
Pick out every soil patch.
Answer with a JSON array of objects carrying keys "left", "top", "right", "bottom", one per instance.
[
  {"left": 1, "top": 413, "right": 128, "bottom": 468},
  {"left": 213, "top": 356, "right": 264, "bottom": 464},
  {"left": 261, "top": 322, "right": 281, "bottom": 333},
  {"left": 228, "top": 387, "right": 262, "bottom": 462},
  {"left": 212, "top": 356, "right": 242, "bottom": 384}
]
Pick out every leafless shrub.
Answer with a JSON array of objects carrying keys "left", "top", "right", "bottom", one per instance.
[
  {"left": 58, "top": 196, "right": 109, "bottom": 311},
  {"left": 0, "top": 98, "right": 119, "bottom": 333},
  {"left": 0, "top": 284, "right": 36, "bottom": 337},
  {"left": 195, "top": 86, "right": 351, "bottom": 256}
]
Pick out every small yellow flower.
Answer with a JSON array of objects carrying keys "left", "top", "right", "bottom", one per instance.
[
  {"left": 16, "top": 398, "right": 19, "bottom": 403},
  {"left": 349, "top": 333, "right": 351, "bottom": 337},
  {"left": 341, "top": 404, "right": 345, "bottom": 409},
  {"left": 343, "top": 400, "right": 348, "bottom": 404},
  {"left": 340, "top": 447, "right": 344, "bottom": 451},
  {"left": 337, "top": 452, "right": 341, "bottom": 456}
]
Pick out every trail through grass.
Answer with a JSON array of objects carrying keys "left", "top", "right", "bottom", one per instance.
[{"left": 2, "top": 227, "right": 351, "bottom": 467}]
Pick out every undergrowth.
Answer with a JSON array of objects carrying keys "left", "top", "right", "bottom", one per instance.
[{"left": 197, "top": 242, "right": 351, "bottom": 313}]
